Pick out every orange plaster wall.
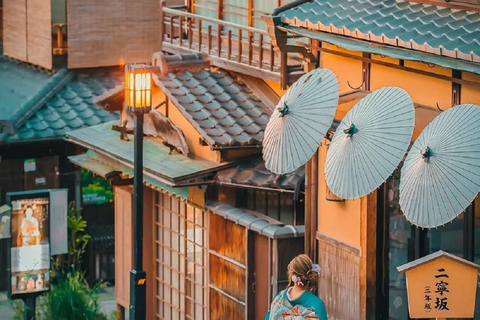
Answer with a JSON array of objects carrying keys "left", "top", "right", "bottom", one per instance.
[
  {"left": 370, "top": 62, "right": 451, "bottom": 108},
  {"left": 265, "top": 79, "right": 287, "bottom": 96},
  {"left": 370, "top": 61, "right": 452, "bottom": 139},
  {"left": 317, "top": 140, "right": 361, "bottom": 248},
  {"left": 319, "top": 44, "right": 363, "bottom": 94},
  {"left": 462, "top": 72, "right": 480, "bottom": 105}
]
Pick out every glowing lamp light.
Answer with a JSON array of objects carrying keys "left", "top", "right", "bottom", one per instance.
[{"left": 125, "top": 64, "right": 152, "bottom": 114}]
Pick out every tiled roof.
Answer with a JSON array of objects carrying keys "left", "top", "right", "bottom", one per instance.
[
  {"left": 207, "top": 202, "right": 304, "bottom": 239},
  {"left": 0, "top": 69, "right": 122, "bottom": 143},
  {"left": 153, "top": 69, "right": 272, "bottom": 148},
  {"left": 0, "top": 56, "right": 71, "bottom": 134},
  {"left": 67, "top": 121, "right": 233, "bottom": 184},
  {"left": 280, "top": 0, "right": 480, "bottom": 63},
  {"left": 215, "top": 157, "right": 304, "bottom": 191}
]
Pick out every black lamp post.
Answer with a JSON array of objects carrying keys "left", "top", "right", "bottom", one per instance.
[{"left": 125, "top": 63, "right": 152, "bottom": 320}]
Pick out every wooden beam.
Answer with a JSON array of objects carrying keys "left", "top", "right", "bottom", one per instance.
[{"left": 307, "top": 43, "right": 480, "bottom": 88}]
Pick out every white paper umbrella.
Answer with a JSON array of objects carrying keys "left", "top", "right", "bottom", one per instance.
[
  {"left": 399, "top": 104, "right": 480, "bottom": 228},
  {"left": 325, "top": 87, "right": 414, "bottom": 199},
  {"left": 263, "top": 68, "right": 339, "bottom": 174}
]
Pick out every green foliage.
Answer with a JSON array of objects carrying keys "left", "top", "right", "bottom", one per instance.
[
  {"left": 9, "top": 300, "right": 24, "bottom": 320},
  {"left": 41, "top": 272, "right": 107, "bottom": 320},
  {"left": 66, "top": 202, "right": 91, "bottom": 269}
]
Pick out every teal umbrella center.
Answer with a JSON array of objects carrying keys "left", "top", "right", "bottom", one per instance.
[
  {"left": 278, "top": 103, "right": 289, "bottom": 117},
  {"left": 343, "top": 123, "right": 359, "bottom": 137},
  {"left": 421, "top": 146, "right": 433, "bottom": 162}
]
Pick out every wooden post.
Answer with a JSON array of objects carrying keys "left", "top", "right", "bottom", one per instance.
[
  {"left": 227, "top": 30, "right": 232, "bottom": 59},
  {"left": 179, "top": 16, "right": 183, "bottom": 47},
  {"left": 248, "top": 32, "right": 253, "bottom": 65},
  {"left": 304, "top": 158, "right": 312, "bottom": 256},
  {"left": 360, "top": 191, "right": 377, "bottom": 320},
  {"left": 207, "top": 25, "right": 212, "bottom": 54},
  {"left": 280, "top": 51, "right": 287, "bottom": 89},
  {"left": 188, "top": 19, "right": 193, "bottom": 49},
  {"left": 259, "top": 34, "right": 263, "bottom": 69},
  {"left": 197, "top": 19, "right": 202, "bottom": 51},
  {"left": 159, "top": 0, "right": 165, "bottom": 51},
  {"left": 169, "top": 16, "right": 174, "bottom": 44},
  {"left": 247, "top": 0, "right": 253, "bottom": 27},
  {"left": 269, "top": 46, "right": 274, "bottom": 71},
  {"left": 237, "top": 29, "right": 242, "bottom": 63},
  {"left": 217, "top": 26, "right": 222, "bottom": 57}
]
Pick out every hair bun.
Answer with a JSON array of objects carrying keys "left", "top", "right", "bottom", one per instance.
[{"left": 306, "top": 269, "right": 319, "bottom": 283}]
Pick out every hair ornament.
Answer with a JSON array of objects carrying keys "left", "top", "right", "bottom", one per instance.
[
  {"left": 291, "top": 274, "right": 304, "bottom": 286},
  {"left": 311, "top": 263, "right": 321, "bottom": 274}
]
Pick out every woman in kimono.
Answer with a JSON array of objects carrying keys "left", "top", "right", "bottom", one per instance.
[
  {"left": 265, "top": 254, "right": 328, "bottom": 320},
  {"left": 18, "top": 206, "right": 40, "bottom": 246}
]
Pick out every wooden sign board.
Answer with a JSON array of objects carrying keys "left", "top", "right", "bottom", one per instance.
[{"left": 398, "top": 250, "right": 480, "bottom": 319}]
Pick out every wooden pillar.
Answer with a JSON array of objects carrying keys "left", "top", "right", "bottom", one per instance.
[
  {"left": 304, "top": 158, "right": 312, "bottom": 256},
  {"left": 217, "top": 0, "right": 223, "bottom": 20},
  {"left": 247, "top": 0, "right": 253, "bottom": 27},
  {"left": 360, "top": 191, "right": 377, "bottom": 320},
  {"left": 143, "top": 187, "right": 155, "bottom": 320},
  {"left": 159, "top": 0, "right": 165, "bottom": 52}
]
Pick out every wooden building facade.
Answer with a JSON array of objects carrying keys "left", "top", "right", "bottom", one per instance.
[
  {"left": 266, "top": 0, "right": 480, "bottom": 319},
  {"left": 5, "top": 0, "right": 480, "bottom": 319}
]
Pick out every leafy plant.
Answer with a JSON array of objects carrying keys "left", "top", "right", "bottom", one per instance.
[
  {"left": 66, "top": 202, "right": 91, "bottom": 270},
  {"left": 40, "top": 272, "right": 108, "bottom": 320}
]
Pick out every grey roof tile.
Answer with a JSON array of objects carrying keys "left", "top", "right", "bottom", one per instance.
[
  {"left": 83, "top": 115, "right": 102, "bottom": 126},
  {"left": 216, "top": 156, "right": 305, "bottom": 190},
  {"left": 207, "top": 202, "right": 304, "bottom": 239},
  {"left": 1, "top": 67, "right": 122, "bottom": 144},
  {"left": 153, "top": 67, "right": 272, "bottom": 147},
  {"left": 280, "top": 0, "right": 480, "bottom": 63},
  {"left": 76, "top": 107, "right": 95, "bottom": 118}
]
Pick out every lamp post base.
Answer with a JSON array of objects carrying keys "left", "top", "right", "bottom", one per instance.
[{"left": 129, "top": 269, "right": 147, "bottom": 320}]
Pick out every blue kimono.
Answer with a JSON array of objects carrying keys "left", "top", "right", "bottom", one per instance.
[{"left": 265, "top": 288, "right": 328, "bottom": 320}]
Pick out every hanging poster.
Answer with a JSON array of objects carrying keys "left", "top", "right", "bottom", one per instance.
[
  {"left": 9, "top": 197, "right": 50, "bottom": 296},
  {"left": 81, "top": 168, "right": 113, "bottom": 205},
  {"left": 23, "top": 159, "right": 36, "bottom": 172},
  {"left": 0, "top": 205, "right": 11, "bottom": 238}
]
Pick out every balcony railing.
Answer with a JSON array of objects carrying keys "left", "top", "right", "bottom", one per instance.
[
  {"left": 161, "top": 7, "right": 303, "bottom": 86},
  {"left": 52, "top": 23, "right": 67, "bottom": 55}
]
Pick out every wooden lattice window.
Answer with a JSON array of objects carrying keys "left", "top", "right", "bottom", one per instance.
[{"left": 155, "top": 192, "right": 207, "bottom": 320}]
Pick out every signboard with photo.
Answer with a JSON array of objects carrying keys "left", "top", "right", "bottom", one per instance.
[
  {"left": 6, "top": 189, "right": 68, "bottom": 299},
  {"left": 9, "top": 196, "right": 50, "bottom": 296}
]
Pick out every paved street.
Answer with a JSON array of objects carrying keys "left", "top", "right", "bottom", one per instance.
[{"left": 0, "top": 285, "right": 122, "bottom": 320}]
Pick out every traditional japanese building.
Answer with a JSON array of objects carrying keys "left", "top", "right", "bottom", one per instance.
[
  {"left": 265, "top": 0, "right": 480, "bottom": 319},
  {"left": 67, "top": 49, "right": 307, "bottom": 318},
  {"left": 0, "top": 1, "right": 123, "bottom": 290}
]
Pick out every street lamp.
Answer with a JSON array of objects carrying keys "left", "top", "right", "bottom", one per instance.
[{"left": 125, "top": 63, "right": 152, "bottom": 320}]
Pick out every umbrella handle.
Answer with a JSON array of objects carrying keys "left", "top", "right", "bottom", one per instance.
[{"left": 343, "top": 123, "right": 359, "bottom": 137}]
